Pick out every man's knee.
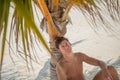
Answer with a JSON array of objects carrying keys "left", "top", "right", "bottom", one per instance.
[
  {"left": 107, "top": 66, "right": 115, "bottom": 71},
  {"left": 107, "top": 66, "right": 119, "bottom": 80},
  {"left": 93, "top": 66, "right": 119, "bottom": 80},
  {"left": 107, "top": 66, "right": 118, "bottom": 75}
]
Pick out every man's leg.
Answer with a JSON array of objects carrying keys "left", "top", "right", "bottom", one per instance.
[{"left": 93, "top": 66, "right": 119, "bottom": 80}]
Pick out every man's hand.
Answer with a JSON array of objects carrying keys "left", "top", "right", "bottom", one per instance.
[{"left": 104, "top": 69, "right": 113, "bottom": 80}]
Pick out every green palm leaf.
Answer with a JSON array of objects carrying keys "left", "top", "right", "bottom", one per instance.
[
  {"left": 12, "top": 0, "right": 54, "bottom": 63},
  {"left": 0, "top": 0, "right": 10, "bottom": 78},
  {"left": 0, "top": 0, "right": 56, "bottom": 77}
]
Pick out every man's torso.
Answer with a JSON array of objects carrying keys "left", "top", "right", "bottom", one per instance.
[{"left": 59, "top": 53, "right": 85, "bottom": 80}]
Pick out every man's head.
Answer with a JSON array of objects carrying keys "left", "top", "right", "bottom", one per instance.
[
  {"left": 55, "top": 37, "right": 69, "bottom": 49},
  {"left": 55, "top": 37, "right": 72, "bottom": 54}
]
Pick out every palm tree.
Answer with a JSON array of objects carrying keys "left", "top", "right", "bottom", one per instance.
[{"left": 0, "top": 0, "right": 120, "bottom": 79}]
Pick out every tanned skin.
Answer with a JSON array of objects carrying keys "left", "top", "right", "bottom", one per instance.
[{"left": 55, "top": 37, "right": 119, "bottom": 80}]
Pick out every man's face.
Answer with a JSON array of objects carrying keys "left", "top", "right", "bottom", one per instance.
[{"left": 58, "top": 40, "right": 72, "bottom": 54}]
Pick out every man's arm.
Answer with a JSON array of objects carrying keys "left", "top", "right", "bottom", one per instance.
[
  {"left": 78, "top": 53, "right": 113, "bottom": 79},
  {"left": 77, "top": 53, "right": 107, "bottom": 69},
  {"left": 56, "top": 64, "right": 67, "bottom": 80}
]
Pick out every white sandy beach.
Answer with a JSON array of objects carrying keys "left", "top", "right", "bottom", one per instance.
[{"left": 1, "top": 8, "right": 120, "bottom": 80}]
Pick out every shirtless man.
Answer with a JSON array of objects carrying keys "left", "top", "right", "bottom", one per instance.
[{"left": 55, "top": 37, "right": 119, "bottom": 80}]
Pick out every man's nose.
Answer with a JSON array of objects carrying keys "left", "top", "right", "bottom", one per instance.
[{"left": 64, "top": 45, "right": 68, "bottom": 48}]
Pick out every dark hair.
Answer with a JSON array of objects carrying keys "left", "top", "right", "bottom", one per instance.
[{"left": 55, "top": 37, "right": 69, "bottom": 49}]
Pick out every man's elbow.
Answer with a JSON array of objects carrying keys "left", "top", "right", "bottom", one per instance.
[{"left": 98, "top": 61, "right": 107, "bottom": 69}]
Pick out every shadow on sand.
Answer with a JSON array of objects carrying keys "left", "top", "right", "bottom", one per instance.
[
  {"left": 35, "top": 59, "right": 50, "bottom": 80},
  {"left": 71, "top": 39, "right": 87, "bottom": 47}
]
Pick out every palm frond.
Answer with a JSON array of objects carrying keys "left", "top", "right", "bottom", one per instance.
[
  {"left": 61, "top": 3, "right": 73, "bottom": 21},
  {"left": 69, "top": 0, "right": 120, "bottom": 29},
  {"left": 50, "top": 0, "right": 59, "bottom": 12},
  {"left": 0, "top": 0, "right": 10, "bottom": 77},
  {"left": 38, "top": 0, "right": 59, "bottom": 39},
  {"left": 0, "top": 0, "right": 57, "bottom": 76},
  {"left": 38, "top": 0, "right": 72, "bottom": 38}
]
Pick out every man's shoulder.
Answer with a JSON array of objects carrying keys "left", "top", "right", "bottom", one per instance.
[
  {"left": 74, "top": 52, "right": 85, "bottom": 56},
  {"left": 74, "top": 52, "right": 86, "bottom": 60},
  {"left": 56, "top": 58, "right": 67, "bottom": 69},
  {"left": 58, "top": 58, "right": 65, "bottom": 65}
]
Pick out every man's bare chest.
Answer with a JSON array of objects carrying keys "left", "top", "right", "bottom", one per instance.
[
  {"left": 61, "top": 60, "right": 83, "bottom": 75},
  {"left": 64, "top": 62, "right": 84, "bottom": 80}
]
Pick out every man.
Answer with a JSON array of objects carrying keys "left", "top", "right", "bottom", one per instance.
[{"left": 55, "top": 37, "right": 119, "bottom": 80}]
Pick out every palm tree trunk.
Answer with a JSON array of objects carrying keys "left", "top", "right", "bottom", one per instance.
[
  {"left": 50, "top": 0, "right": 59, "bottom": 12},
  {"left": 38, "top": 0, "right": 61, "bottom": 40}
]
